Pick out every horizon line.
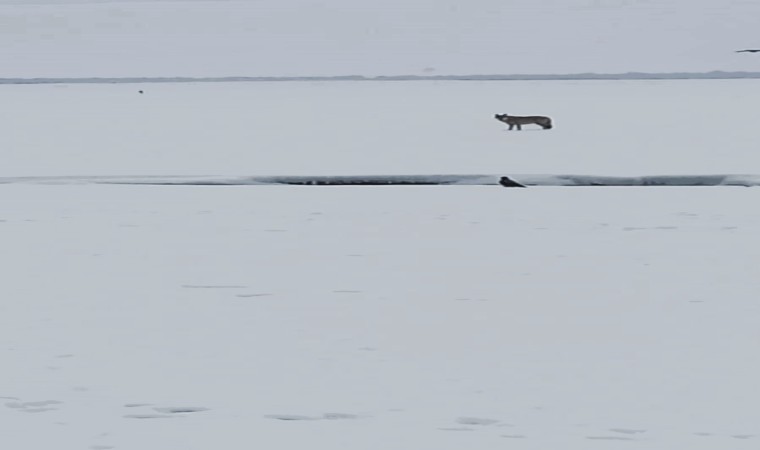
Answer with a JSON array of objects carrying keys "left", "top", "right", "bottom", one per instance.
[{"left": 3, "top": 70, "right": 760, "bottom": 84}]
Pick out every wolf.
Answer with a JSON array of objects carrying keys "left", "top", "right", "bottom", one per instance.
[{"left": 494, "top": 113, "right": 553, "bottom": 130}]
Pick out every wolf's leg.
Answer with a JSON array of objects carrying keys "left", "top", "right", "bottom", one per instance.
[{"left": 516, "top": 123, "right": 522, "bottom": 130}]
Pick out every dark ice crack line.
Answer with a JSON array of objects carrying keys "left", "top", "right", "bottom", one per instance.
[{"left": 2, "top": 174, "right": 760, "bottom": 187}]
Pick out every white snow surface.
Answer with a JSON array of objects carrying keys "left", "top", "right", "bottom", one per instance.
[
  {"left": 1, "top": 0, "right": 760, "bottom": 77},
  {"left": 3, "top": 79, "right": 760, "bottom": 177},
  {"left": 2, "top": 80, "right": 760, "bottom": 449},
  {"left": 2, "top": 185, "right": 760, "bottom": 449}
]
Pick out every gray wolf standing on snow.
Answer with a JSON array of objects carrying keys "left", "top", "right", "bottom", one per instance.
[{"left": 494, "top": 113, "right": 553, "bottom": 130}]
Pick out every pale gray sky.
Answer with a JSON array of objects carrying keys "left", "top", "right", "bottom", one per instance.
[{"left": 1, "top": 0, "right": 759, "bottom": 77}]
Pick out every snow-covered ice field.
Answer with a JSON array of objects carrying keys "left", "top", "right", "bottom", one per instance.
[
  {"left": 2, "top": 0, "right": 759, "bottom": 77},
  {"left": 2, "top": 80, "right": 760, "bottom": 449},
  {"left": 3, "top": 79, "right": 760, "bottom": 177}
]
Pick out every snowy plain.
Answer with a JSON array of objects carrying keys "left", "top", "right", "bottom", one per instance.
[
  {"left": 4, "top": 79, "right": 760, "bottom": 177},
  {"left": 2, "top": 0, "right": 760, "bottom": 77},
  {"left": 2, "top": 79, "right": 760, "bottom": 450}
]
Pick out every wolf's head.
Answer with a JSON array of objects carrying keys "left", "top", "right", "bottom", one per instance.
[{"left": 494, "top": 113, "right": 508, "bottom": 122}]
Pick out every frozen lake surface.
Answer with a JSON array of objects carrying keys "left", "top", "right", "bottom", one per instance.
[
  {"left": 2, "top": 80, "right": 759, "bottom": 449},
  {"left": 2, "top": 0, "right": 758, "bottom": 77},
  {"left": 3, "top": 79, "right": 760, "bottom": 178}
]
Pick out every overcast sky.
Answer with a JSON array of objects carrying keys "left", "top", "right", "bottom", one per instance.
[{"left": 1, "top": 0, "right": 759, "bottom": 77}]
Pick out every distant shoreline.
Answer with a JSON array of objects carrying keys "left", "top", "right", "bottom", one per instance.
[{"left": 2, "top": 71, "right": 760, "bottom": 85}]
